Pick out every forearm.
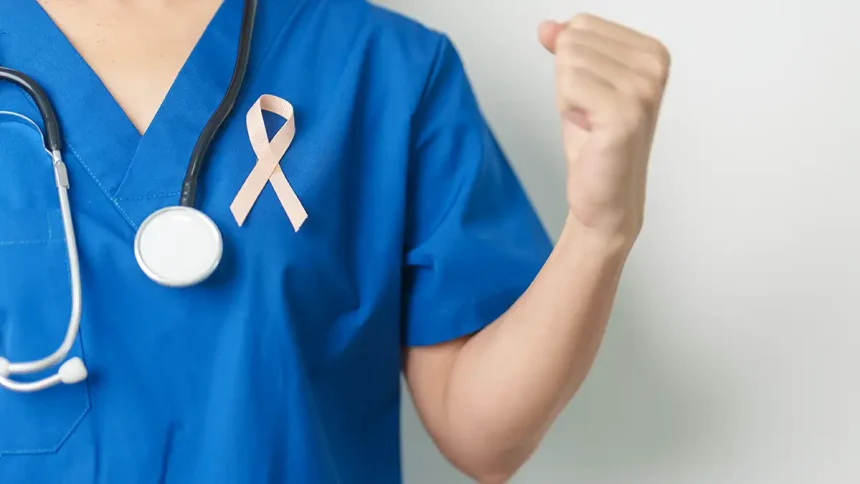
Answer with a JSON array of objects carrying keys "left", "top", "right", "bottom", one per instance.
[{"left": 444, "top": 215, "right": 631, "bottom": 480}]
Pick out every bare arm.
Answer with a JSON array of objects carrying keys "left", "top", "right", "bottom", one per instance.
[
  {"left": 404, "top": 218, "right": 629, "bottom": 482},
  {"left": 404, "top": 14, "right": 670, "bottom": 483}
]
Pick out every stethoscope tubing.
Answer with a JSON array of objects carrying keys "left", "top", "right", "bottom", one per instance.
[
  {"left": 0, "top": 111, "right": 84, "bottom": 391},
  {"left": 0, "top": 67, "right": 63, "bottom": 152},
  {"left": 0, "top": 0, "right": 257, "bottom": 392},
  {"left": 180, "top": 0, "right": 258, "bottom": 207}
]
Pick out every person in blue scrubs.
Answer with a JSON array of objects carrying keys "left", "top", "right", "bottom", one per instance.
[{"left": 0, "top": 0, "right": 670, "bottom": 482}]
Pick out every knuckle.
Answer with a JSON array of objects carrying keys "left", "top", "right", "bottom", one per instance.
[
  {"left": 566, "top": 47, "right": 592, "bottom": 69},
  {"left": 571, "top": 66, "right": 594, "bottom": 82},
  {"left": 638, "top": 51, "right": 669, "bottom": 82},
  {"left": 654, "top": 41, "right": 672, "bottom": 66},
  {"left": 638, "top": 78, "right": 660, "bottom": 103},
  {"left": 645, "top": 41, "right": 672, "bottom": 81},
  {"left": 556, "top": 26, "right": 577, "bottom": 45},
  {"left": 620, "top": 75, "right": 658, "bottom": 104},
  {"left": 554, "top": 32, "right": 578, "bottom": 59},
  {"left": 556, "top": 27, "right": 586, "bottom": 51},
  {"left": 558, "top": 41, "right": 593, "bottom": 69},
  {"left": 569, "top": 13, "right": 597, "bottom": 29}
]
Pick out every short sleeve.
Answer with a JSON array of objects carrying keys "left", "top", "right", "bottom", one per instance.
[{"left": 402, "top": 36, "right": 553, "bottom": 347}]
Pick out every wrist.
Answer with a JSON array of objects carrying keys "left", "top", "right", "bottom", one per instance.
[{"left": 558, "top": 212, "right": 636, "bottom": 261}]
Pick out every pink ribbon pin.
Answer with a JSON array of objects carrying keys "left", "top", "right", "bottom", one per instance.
[{"left": 230, "top": 94, "right": 307, "bottom": 231}]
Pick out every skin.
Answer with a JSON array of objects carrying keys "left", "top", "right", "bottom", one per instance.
[
  {"left": 37, "top": 0, "right": 222, "bottom": 134},
  {"left": 37, "top": 1, "right": 671, "bottom": 482},
  {"left": 404, "top": 16, "right": 670, "bottom": 482}
]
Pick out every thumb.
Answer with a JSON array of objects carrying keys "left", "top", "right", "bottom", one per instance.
[{"left": 538, "top": 20, "right": 565, "bottom": 53}]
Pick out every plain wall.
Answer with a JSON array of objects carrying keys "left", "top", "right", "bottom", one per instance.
[{"left": 374, "top": 0, "right": 860, "bottom": 483}]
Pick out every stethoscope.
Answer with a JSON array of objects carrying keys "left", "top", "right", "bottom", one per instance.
[{"left": 0, "top": 0, "right": 257, "bottom": 393}]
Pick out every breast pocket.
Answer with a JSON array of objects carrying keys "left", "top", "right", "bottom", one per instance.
[{"left": 0, "top": 208, "right": 91, "bottom": 457}]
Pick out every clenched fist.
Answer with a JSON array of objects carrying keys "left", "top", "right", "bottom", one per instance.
[{"left": 539, "top": 14, "right": 670, "bottom": 243}]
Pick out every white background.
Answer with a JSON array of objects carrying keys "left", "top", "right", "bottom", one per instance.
[{"left": 375, "top": 0, "right": 860, "bottom": 483}]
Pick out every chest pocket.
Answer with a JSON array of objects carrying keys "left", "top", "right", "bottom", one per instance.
[{"left": 0, "top": 117, "right": 91, "bottom": 457}]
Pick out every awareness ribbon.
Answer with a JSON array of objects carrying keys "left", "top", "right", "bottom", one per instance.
[{"left": 230, "top": 94, "right": 307, "bottom": 231}]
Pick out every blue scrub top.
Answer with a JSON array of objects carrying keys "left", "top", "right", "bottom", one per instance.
[{"left": 0, "top": 0, "right": 552, "bottom": 482}]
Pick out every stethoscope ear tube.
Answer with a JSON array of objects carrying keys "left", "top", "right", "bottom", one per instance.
[
  {"left": 180, "top": 0, "right": 258, "bottom": 208},
  {"left": 0, "top": 0, "right": 258, "bottom": 392},
  {"left": 0, "top": 67, "right": 63, "bottom": 153}
]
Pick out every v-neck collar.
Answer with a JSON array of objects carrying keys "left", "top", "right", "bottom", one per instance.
[{"left": 0, "top": 0, "right": 245, "bottom": 226}]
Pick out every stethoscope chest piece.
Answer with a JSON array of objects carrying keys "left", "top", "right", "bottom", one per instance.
[
  {"left": 0, "top": 0, "right": 258, "bottom": 393},
  {"left": 134, "top": 206, "right": 223, "bottom": 288}
]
